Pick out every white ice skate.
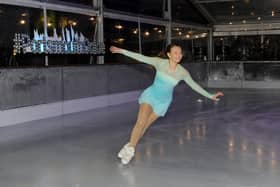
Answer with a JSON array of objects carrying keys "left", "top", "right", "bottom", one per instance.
[{"left": 121, "top": 145, "right": 135, "bottom": 165}]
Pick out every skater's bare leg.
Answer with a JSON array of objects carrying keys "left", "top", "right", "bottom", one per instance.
[
  {"left": 139, "top": 112, "right": 158, "bottom": 139},
  {"left": 129, "top": 103, "right": 155, "bottom": 148}
]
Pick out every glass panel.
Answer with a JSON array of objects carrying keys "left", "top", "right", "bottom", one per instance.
[
  {"left": 104, "top": 18, "right": 139, "bottom": 63},
  {"left": 263, "top": 35, "right": 280, "bottom": 61},
  {"left": 140, "top": 23, "right": 166, "bottom": 57},
  {"left": 46, "top": 10, "right": 97, "bottom": 65},
  {"left": 214, "top": 35, "right": 280, "bottom": 61},
  {"left": 214, "top": 35, "right": 262, "bottom": 61},
  {"left": 0, "top": 4, "right": 44, "bottom": 67},
  {"left": 104, "top": 0, "right": 164, "bottom": 17},
  {"left": 172, "top": 27, "right": 208, "bottom": 62},
  {"left": 244, "top": 63, "right": 280, "bottom": 81},
  {"left": 47, "top": 0, "right": 93, "bottom": 7},
  {"left": 208, "top": 63, "right": 243, "bottom": 81}
]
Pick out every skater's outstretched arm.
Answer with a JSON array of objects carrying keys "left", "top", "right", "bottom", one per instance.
[
  {"left": 183, "top": 70, "right": 223, "bottom": 101},
  {"left": 110, "top": 46, "right": 161, "bottom": 67}
]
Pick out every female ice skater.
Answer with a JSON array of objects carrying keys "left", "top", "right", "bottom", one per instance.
[{"left": 110, "top": 44, "right": 224, "bottom": 165}]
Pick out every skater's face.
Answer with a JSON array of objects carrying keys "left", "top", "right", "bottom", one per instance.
[{"left": 167, "top": 46, "right": 183, "bottom": 64}]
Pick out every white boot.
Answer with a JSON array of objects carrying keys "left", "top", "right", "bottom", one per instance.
[
  {"left": 121, "top": 145, "right": 135, "bottom": 165},
  {"left": 117, "top": 143, "right": 130, "bottom": 158}
]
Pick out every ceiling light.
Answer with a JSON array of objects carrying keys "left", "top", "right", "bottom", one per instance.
[
  {"left": 20, "top": 19, "right": 26, "bottom": 25},
  {"left": 144, "top": 31, "right": 150, "bottom": 36},
  {"left": 113, "top": 38, "right": 125, "bottom": 43},
  {"left": 132, "top": 29, "right": 138, "bottom": 34},
  {"left": 201, "top": 33, "right": 207, "bottom": 37},
  {"left": 21, "top": 13, "right": 28, "bottom": 17},
  {"left": 115, "top": 24, "right": 123, "bottom": 30}
]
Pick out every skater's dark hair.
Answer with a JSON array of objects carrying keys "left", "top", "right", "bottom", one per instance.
[{"left": 165, "top": 43, "right": 183, "bottom": 57}]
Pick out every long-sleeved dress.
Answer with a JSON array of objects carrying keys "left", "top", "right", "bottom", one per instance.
[{"left": 121, "top": 49, "right": 214, "bottom": 117}]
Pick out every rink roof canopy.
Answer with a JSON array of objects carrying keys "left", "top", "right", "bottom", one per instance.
[
  {"left": 189, "top": 0, "right": 280, "bottom": 24},
  {"left": 104, "top": 0, "right": 280, "bottom": 24}
]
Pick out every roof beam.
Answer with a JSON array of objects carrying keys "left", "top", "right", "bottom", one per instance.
[
  {"left": 104, "top": 8, "right": 211, "bottom": 30},
  {"left": 189, "top": 0, "right": 216, "bottom": 24},
  {"left": 0, "top": 0, "right": 98, "bottom": 16},
  {"left": 195, "top": 0, "right": 240, "bottom": 3}
]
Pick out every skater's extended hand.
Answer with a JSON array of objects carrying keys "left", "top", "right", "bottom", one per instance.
[
  {"left": 212, "top": 92, "right": 224, "bottom": 101},
  {"left": 110, "top": 46, "right": 122, "bottom": 54}
]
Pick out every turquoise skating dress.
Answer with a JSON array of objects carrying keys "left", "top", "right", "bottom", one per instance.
[{"left": 121, "top": 49, "right": 214, "bottom": 117}]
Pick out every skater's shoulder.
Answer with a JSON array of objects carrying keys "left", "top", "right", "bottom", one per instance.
[{"left": 177, "top": 65, "right": 190, "bottom": 76}]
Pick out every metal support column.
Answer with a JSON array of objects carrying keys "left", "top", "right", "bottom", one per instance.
[
  {"left": 43, "top": 4, "right": 49, "bottom": 66},
  {"left": 93, "top": 0, "right": 104, "bottom": 64},
  {"left": 208, "top": 29, "right": 214, "bottom": 61},
  {"left": 163, "top": 0, "right": 172, "bottom": 45},
  {"left": 138, "top": 18, "right": 142, "bottom": 54}
]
